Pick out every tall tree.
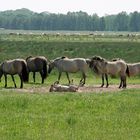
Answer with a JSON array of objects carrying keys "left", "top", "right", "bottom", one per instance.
[
  {"left": 114, "top": 12, "right": 129, "bottom": 31},
  {"left": 129, "top": 11, "right": 140, "bottom": 31}
]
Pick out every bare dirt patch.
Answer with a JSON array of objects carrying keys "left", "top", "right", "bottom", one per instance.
[{"left": 1, "top": 84, "right": 140, "bottom": 94}]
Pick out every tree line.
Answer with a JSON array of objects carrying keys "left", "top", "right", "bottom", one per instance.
[{"left": 0, "top": 8, "right": 140, "bottom": 31}]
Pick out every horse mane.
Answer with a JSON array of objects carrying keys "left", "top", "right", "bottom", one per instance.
[
  {"left": 112, "top": 58, "right": 124, "bottom": 61},
  {"left": 54, "top": 56, "right": 68, "bottom": 61},
  {"left": 92, "top": 65, "right": 100, "bottom": 75},
  {"left": 61, "top": 56, "right": 67, "bottom": 59},
  {"left": 91, "top": 56, "right": 107, "bottom": 62}
]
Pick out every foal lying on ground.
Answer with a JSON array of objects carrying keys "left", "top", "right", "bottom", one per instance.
[{"left": 49, "top": 81, "right": 79, "bottom": 92}]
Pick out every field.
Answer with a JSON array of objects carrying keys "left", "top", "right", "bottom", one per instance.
[{"left": 0, "top": 30, "right": 140, "bottom": 139}]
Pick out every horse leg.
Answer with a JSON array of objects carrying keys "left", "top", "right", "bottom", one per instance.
[
  {"left": 11, "top": 75, "right": 17, "bottom": 88},
  {"left": 82, "top": 73, "right": 86, "bottom": 86},
  {"left": 33, "top": 72, "right": 35, "bottom": 83},
  {"left": 101, "top": 74, "right": 104, "bottom": 87},
  {"left": 79, "top": 72, "right": 86, "bottom": 86},
  {"left": 19, "top": 74, "right": 23, "bottom": 88},
  {"left": 57, "top": 72, "right": 62, "bottom": 83},
  {"left": 80, "top": 77, "right": 84, "bottom": 83},
  {"left": 105, "top": 74, "right": 109, "bottom": 88},
  {"left": 119, "top": 76, "right": 123, "bottom": 88},
  {"left": 40, "top": 71, "right": 44, "bottom": 84},
  {"left": 122, "top": 75, "right": 127, "bottom": 88},
  {"left": 66, "top": 72, "right": 71, "bottom": 84},
  {"left": 4, "top": 74, "right": 7, "bottom": 88}
]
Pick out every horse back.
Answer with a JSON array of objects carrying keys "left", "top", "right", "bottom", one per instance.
[
  {"left": 57, "top": 58, "right": 88, "bottom": 73},
  {"left": 2, "top": 59, "right": 26, "bottom": 75},
  {"left": 27, "top": 56, "right": 47, "bottom": 72},
  {"left": 107, "top": 61, "right": 127, "bottom": 75},
  {"left": 127, "top": 63, "right": 140, "bottom": 76}
]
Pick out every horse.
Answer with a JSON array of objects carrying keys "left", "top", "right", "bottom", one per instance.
[
  {"left": 0, "top": 59, "right": 29, "bottom": 88},
  {"left": 89, "top": 56, "right": 128, "bottom": 88},
  {"left": 49, "top": 81, "right": 79, "bottom": 92},
  {"left": 126, "top": 62, "right": 140, "bottom": 76},
  {"left": 26, "top": 56, "right": 48, "bottom": 84},
  {"left": 48, "top": 56, "right": 89, "bottom": 86}
]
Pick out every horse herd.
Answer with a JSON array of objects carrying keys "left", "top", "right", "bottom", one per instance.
[{"left": 0, "top": 55, "right": 139, "bottom": 90}]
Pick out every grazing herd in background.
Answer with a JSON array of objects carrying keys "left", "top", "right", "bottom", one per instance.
[{"left": 0, "top": 55, "right": 139, "bottom": 90}]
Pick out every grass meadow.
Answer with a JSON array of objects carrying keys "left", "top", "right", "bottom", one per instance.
[{"left": 0, "top": 31, "right": 140, "bottom": 139}]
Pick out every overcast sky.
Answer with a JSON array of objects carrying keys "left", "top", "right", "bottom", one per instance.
[{"left": 0, "top": 0, "right": 140, "bottom": 16}]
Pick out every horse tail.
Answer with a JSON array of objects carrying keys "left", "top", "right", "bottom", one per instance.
[
  {"left": 21, "top": 61, "right": 29, "bottom": 82},
  {"left": 126, "top": 65, "right": 130, "bottom": 77},
  {"left": 42, "top": 60, "right": 48, "bottom": 79}
]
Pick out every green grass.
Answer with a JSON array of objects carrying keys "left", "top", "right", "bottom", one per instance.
[
  {"left": 0, "top": 90, "right": 140, "bottom": 140},
  {"left": 0, "top": 33, "right": 139, "bottom": 139},
  {"left": 0, "top": 34, "right": 140, "bottom": 62}
]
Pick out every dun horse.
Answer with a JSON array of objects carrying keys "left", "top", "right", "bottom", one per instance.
[
  {"left": 26, "top": 56, "right": 48, "bottom": 84},
  {"left": 89, "top": 56, "right": 128, "bottom": 88},
  {"left": 127, "top": 62, "right": 140, "bottom": 76},
  {"left": 48, "top": 56, "right": 89, "bottom": 86},
  {"left": 0, "top": 59, "right": 29, "bottom": 88}
]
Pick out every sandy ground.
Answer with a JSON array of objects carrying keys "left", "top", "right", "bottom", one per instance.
[{"left": 1, "top": 84, "right": 140, "bottom": 94}]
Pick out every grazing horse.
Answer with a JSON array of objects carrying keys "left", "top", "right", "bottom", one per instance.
[
  {"left": 89, "top": 56, "right": 128, "bottom": 88},
  {"left": 126, "top": 62, "right": 140, "bottom": 76},
  {"left": 26, "top": 56, "right": 48, "bottom": 84},
  {"left": 48, "top": 56, "right": 89, "bottom": 86},
  {"left": 0, "top": 59, "right": 29, "bottom": 88}
]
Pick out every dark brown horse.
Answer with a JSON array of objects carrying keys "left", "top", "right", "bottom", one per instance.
[
  {"left": 26, "top": 56, "right": 48, "bottom": 84},
  {"left": 0, "top": 59, "right": 29, "bottom": 88}
]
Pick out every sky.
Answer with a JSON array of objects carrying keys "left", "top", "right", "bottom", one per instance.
[{"left": 0, "top": 0, "right": 140, "bottom": 16}]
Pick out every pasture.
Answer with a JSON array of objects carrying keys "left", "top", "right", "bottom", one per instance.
[{"left": 0, "top": 31, "right": 140, "bottom": 139}]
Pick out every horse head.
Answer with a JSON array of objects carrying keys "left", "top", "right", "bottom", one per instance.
[
  {"left": 48, "top": 60, "right": 55, "bottom": 74},
  {"left": 26, "top": 56, "right": 32, "bottom": 61},
  {"left": 90, "top": 56, "right": 108, "bottom": 74}
]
